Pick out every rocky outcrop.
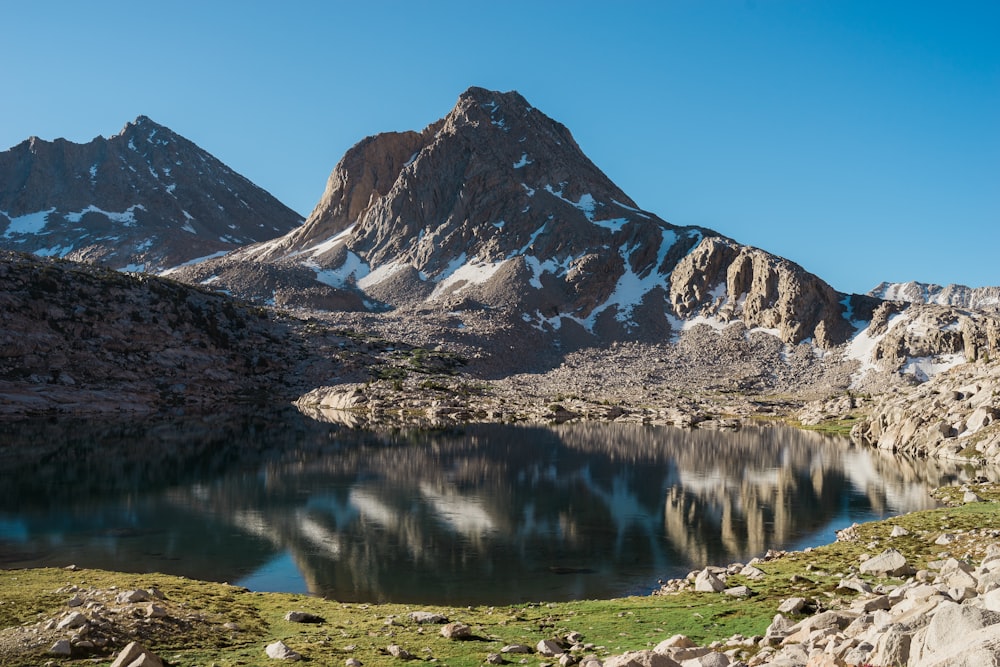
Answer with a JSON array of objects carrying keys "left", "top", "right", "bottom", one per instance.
[
  {"left": 668, "top": 236, "right": 879, "bottom": 347},
  {"left": 0, "top": 116, "right": 302, "bottom": 272},
  {"left": 851, "top": 359, "right": 1000, "bottom": 466},
  {"left": 872, "top": 280, "right": 1000, "bottom": 313}
]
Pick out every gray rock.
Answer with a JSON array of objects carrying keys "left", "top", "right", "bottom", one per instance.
[
  {"left": 870, "top": 626, "right": 912, "bottom": 667},
  {"left": 486, "top": 653, "right": 506, "bottom": 665},
  {"left": 537, "top": 640, "right": 565, "bottom": 657},
  {"left": 56, "top": 611, "right": 88, "bottom": 630},
  {"left": 266, "top": 641, "right": 302, "bottom": 661},
  {"left": 111, "top": 642, "right": 164, "bottom": 667},
  {"left": 116, "top": 589, "right": 151, "bottom": 604},
  {"left": 694, "top": 569, "right": 726, "bottom": 593},
  {"left": 860, "top": 548, "right": 911, "bottom": 577},
  {"left": 346, "top": 659, "right": 363, "bottom": 667},
  {"left": 285, "top": 611, "right": 325, "bottom": 623},
  {"left": 49, "top": 639, "right": 72, "bottom": 657},
  {"left": 602, "top": 650, "right": 682, "bottom": 667},
  {"left": 409, "top": 611, "right": 448, "bottom": 624},
  {"left": 923, "top": 601, "right": 1000, "bottom": 653},
  {"left": 963, "top": 490, "right": 983, "bottom": 503},
  {"left": 387, "top": 645, "right": 416, "bottom": 660},
  {"left": 684, "top": 653, "right": 730, "bottom": 667},
  {"left": 776, "top": 597, "right": 807, "bottom": 614},
  {"left": 837, "top": 576, "right": 873, "bottom": 594},
  {"left": 67, "top": 594, "right": 84, "bottom": 607},
  {"left": 912, "top": 621, "right": 1000, "bottom": 666},
  {"left": 723, "top": 585, "right": 751, "bottom": 598},
  {"left": 890, "top": 525, "right": 910, "bottom": 537},
  {"left": 501, "top": 645, "right": 533, "bottom": 654},
  {"left": 441, "top": 622, "right": 473, "bottom": 640}
]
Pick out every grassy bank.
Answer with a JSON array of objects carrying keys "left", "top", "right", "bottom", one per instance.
[{"left": 2, "top": 485, "right": 998, "bottom": 666}]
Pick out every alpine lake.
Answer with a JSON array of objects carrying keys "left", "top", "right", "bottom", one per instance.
[{"left": 0, "top": 410, "right": 987, "bottom": 605}]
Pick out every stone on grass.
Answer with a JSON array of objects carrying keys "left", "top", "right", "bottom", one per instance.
[
  {"left": 859, "top": 548, "right": 911, "bottom": 577},
  {"left": 501, "top": 645, "right": 533, "bottom": 654},
  {"left": 116, "top": 589, "right": 150, "bottom": 604},
  {"left": 694, "top": 569, "right": 726, "bottom": 593},
  {"left": 346, "top": 659, "right": 363, "bottom": 667},
  {"left": 441, "top": 621, "right": 472, "bottom": 640},
  {"left": 890, "top": 525, "right": 910, "bottom": 537},
  {"left": 266, "top": 641, "right": 302, "bottom": 661},
  {"left": 486, "top": 653, "right": 506, "bottom": 665},
  {"left": 111, "top": 642, "right": 164, "bottom": 667},
  {"left": 285, "top": 611, "right": 325, "bottom": 623},
  {"left": 387, "top": 645, "right": 416, "bottom": 660},
  {"left": 537, "top": 639, "right": 566, "bottom": 656},
  {"left": 777, "top": 597, "right": 807, "bottom": 614},
  {"left": 409, "top": 611, "right": 448, "bottom": 624},
  {"left": 653, "top": 635, "right": 696, "bottom": 651},
  {"left": 723, "top": 585, "right": 751, "bottom": 598},
  {"left": 49, "top": 639, "right": 72, "bottom": 657}
]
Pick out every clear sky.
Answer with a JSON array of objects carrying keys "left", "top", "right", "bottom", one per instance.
[{"left": 2, "top": 0, "right": 997, "bottom": 295}]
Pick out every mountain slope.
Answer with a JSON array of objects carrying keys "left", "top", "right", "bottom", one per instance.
[
  {"left": 174, "top": 87, "right": 869, "bottom": 349},
  {"left": 0, "top": 116, "right": 303, "bottom": 272}
]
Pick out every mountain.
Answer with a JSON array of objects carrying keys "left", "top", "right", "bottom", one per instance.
[
  {"left": 0, "top": 116, "right": 303, "bottom": 272},
  {"left": 870, "top": 281, "right": 1000, "bottom": 313},
  {"left": 172, "top": 87, "right": 874, "bottom": 349}
]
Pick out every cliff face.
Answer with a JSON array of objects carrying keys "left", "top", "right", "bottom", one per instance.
[
  {"left": 667, "top": 236, "right": 881, "bottom": 347},
  {"left": 0, "top": 116, "right": 303, "bottom": 272}
]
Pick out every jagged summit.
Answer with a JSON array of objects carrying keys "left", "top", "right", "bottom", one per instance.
[
  {"left": 172, "top": 87, "right": 874, "bottom": 349},
  {"left": 0, "top": 117, "right": 303, "bottom": 272}
]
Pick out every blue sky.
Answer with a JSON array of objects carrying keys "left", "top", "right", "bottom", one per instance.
[{"left": 2, "top": 0, "right": 997, "bottom": 294}]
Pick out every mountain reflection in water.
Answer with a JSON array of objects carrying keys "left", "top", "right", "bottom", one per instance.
[{"left": 0, "top": 411, "right": 990, "bottom": 604}]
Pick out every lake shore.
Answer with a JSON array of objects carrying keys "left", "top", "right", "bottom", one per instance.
[{"left": 2, "top": 482, "right": 998, "bottom": 667}]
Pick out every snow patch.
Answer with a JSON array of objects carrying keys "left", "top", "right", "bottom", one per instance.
[
  {"left": 357, "top": 261, "right": 407, "bottom": 290},
  {"left": 2, "top": 208, "right": 55, "bottom": 237},
  {"left": 513, "top": 153, "right": 531, "bottom": 169},
  {"left": 544, "top": 187, "right": 629, "bottom": 232},
  {"left": 902, "top": 353, "right": 965, "bottom": 382},
  {"left": 304, "top": 224, "right": 356, "bottom": 258},
  {"left": 65, "top": 204, "right": 145, "bottom": 226},
  {"left": 312, "top": 250, "right": 370, "bottom": 289},
  {"left": 158, "top": 251, "right": 229, "bottom": 275},
  {"left": 430, "top": 259, "right": 508, "bottom": 299}
]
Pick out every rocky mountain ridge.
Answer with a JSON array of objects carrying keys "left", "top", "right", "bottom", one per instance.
[
  {"left": 170, "top": 87, "right": 872, "bottom": 353},
  {"left": 0, "top": 116, "right": 303, "bottom": 272},
  {"left": 871, "top": 281, "right": 1000, "bottom": 313}
]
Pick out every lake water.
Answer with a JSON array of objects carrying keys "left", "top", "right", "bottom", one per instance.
[{"left": 0, "top": 411, "right": 984, "bottom": 604}]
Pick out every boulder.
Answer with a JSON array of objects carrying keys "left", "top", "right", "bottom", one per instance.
[
  {"left": 409, "top": 611, "right": 448, "bottom": 624},
  {"left": 602, "top": 650, "right": 682, "bottom": 667},
  {"left": 440, "top": 622, "right": 472, "bottom": 639},
  {"left": 387, "top": 645, "right": 416, "bottom": 660},
  {"left": 49, "top": 639, "right": 72, "bottom": 657},
  {"left": 56, "top": 611, "right": 88, "bottom": 630},
  {"left": 694, "top": 569, "right": 726, "bottom": 593},
  {"left": 285, "top": 611, "right": 325, "bottom": 623},
  {"left": 860, "top": 548, "right": 912, "bottom": 577},
  {"left": 537, "top": 639, "right": 566, "bottom": 656},
  {"left": 501, "top": 645, "right": 533, "bottom": 654},
  {"left": 111, "top": 642, "right": 164, "bottom": 667},
  {"left": 266, "top": 641, "right": 302, "bottom": 661}
]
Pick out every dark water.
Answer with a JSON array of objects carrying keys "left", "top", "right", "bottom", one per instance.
[{"left": 0, "top": 411, "right": 985, "bottom": 604}]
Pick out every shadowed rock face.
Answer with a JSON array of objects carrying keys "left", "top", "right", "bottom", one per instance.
[
  {"left": 174, "top": 87, "right": 869, "bottom": 349},
  {"left": 0, "top": 116, "right": 303, "bottom": 272}
]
